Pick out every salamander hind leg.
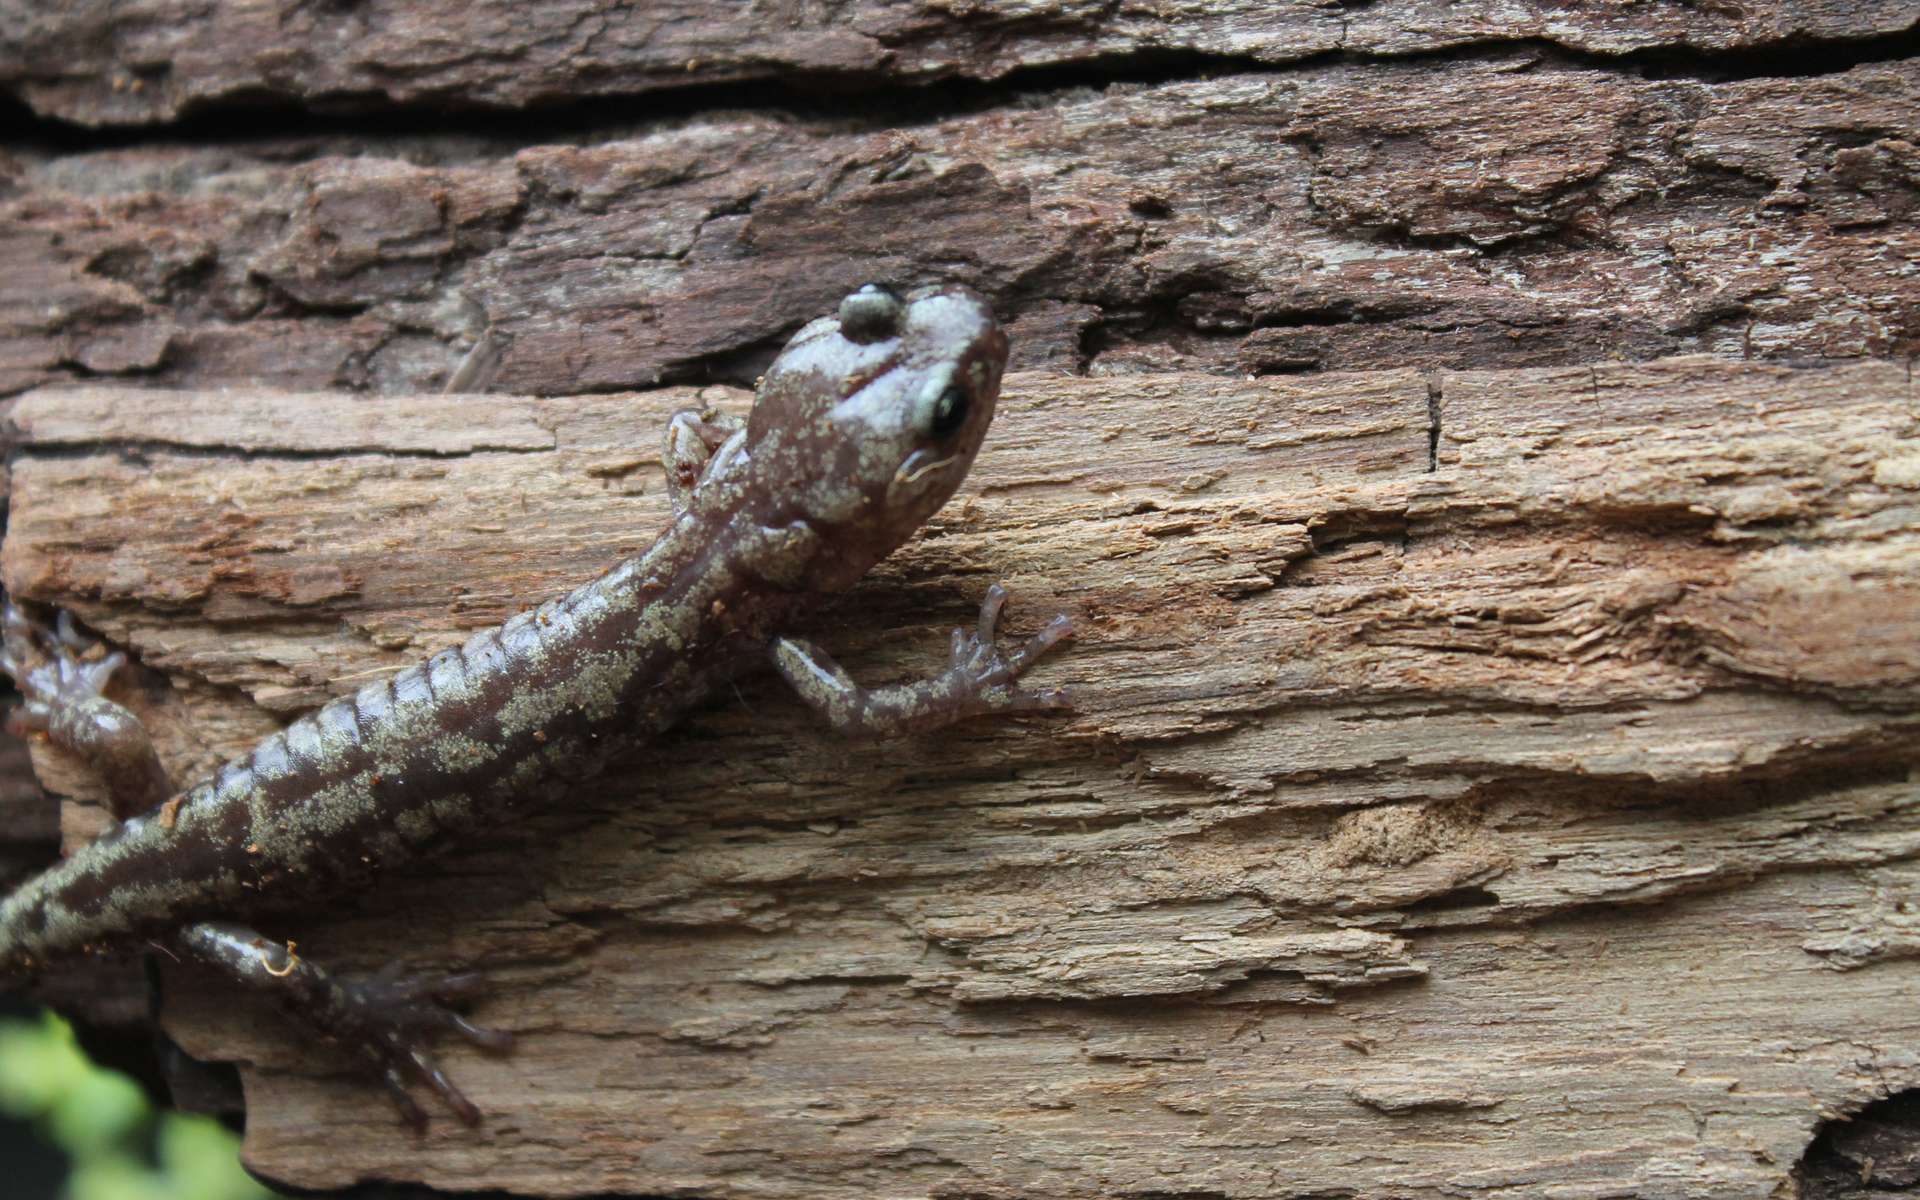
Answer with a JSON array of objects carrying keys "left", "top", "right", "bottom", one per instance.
[
  {"left": 772, "top": 583, "right": 1074, "bottom": 737},
  {"left": 177, "top": 922, "right": 512, "bottom": 1129},
  {"left": 1, "top": 599, "right": 170, "bottom": 821},
  {"left": 662, "top": 406, "right": 747, "bottom": 516}
]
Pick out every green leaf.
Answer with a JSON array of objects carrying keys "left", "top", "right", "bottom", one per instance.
[
  {"left": 64, "top": 1154, "right": 168, "bottom": 1200},
  {"left": 46, "top": 1068, "right": 150, "bottom": 1157},
  {"left": 157, "top": 1114, "right": 274, "bottom": 1200},
  {"left": 0, "top": 1011, "right": 280, "bottom": 1197}
]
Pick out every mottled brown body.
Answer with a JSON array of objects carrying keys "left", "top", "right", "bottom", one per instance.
[{"left": 2, "top": 515, "right": 775, "bottom": 971}]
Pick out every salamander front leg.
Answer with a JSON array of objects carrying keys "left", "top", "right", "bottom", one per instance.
[
  {"left": 1, "top": 600, "right": 170, "bottom": 820},
  {"left": 772, "top": 583, "right": 1073, "bottom": 736},
  {"left": 662, "top": 406, "right": 746, "bottom": 516},
  {"left": 176, "top": 922, "right": 512, "bottom": 1130}
]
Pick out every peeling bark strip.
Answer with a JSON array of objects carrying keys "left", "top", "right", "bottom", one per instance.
[
  {"left": 4, "top": 360, "right": 1918, "bottom": 1197},
  {"left": 2, "top": 0, "right": 1918, "bottom": 126},
  {"left": 4, "top": 56, "right": 1917, "bottom": 399}
]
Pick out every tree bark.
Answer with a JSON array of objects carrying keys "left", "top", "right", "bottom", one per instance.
[
  {"left": 2, "top": 4, "right": 1919, "bottom": 1198},
  {"left": 4, "top": 0, "right": 1918, "bottom": 126},
  {"left": 3, "top": 55, "right": 1915, "bottom": 396}
]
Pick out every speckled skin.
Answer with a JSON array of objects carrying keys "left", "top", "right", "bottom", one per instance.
[{"left": 0, "top": 284, "right": 1070, "bottom": 1124}]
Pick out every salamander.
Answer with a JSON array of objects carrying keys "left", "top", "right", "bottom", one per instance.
[{"left": 0, "top": 283, "right": 1071, "bottom": 1126}]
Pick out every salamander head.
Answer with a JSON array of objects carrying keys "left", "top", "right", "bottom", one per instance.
[{"left": 744, "top": 284, "right": 1009, "bottom": 590}]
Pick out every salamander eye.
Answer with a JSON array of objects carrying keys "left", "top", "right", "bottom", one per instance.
[
  {"left": 930, "top": 384, "right": 969, "bottom": 438},
  {"left": 838, "top": 284, "right": 905, "bottom": 344}
]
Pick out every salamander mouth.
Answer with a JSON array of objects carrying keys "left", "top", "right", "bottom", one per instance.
[{"left": 894, "top": 448, "right": 959, "bottom": 486}]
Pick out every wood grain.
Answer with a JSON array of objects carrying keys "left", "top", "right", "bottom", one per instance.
[{"left": 4, "top": 358, "right": 1917, "bottom": 1197}]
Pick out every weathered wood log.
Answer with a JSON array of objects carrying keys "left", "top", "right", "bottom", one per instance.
[
  {"left": 3, "top": 56, "right": 1914, "bottom": 398},
  {"left": 3, "top": 358, "right": 1917, "bottom": 1197},
  {"left": 3, "top": 0, "right": 1916, "bottom": 127},
  {"left": 5, "top": 3, "right": 1919, "bottom": 1192}
]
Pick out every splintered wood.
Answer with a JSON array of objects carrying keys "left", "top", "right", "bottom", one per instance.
[{"left": 4, "top": 357, "right": 1916, "bottom": 1198}]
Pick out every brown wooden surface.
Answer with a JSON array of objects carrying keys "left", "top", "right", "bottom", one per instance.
[
  {"left": 6, "top": 1, "right": 1917, "bottom": 128},
  {"left": 3, "top": 56, "right": 1915, "bottom": 399},
  {"left": 3, "top": 358, "right": 1918, "bottom": 1198},
  {"left": 3, "top": 4, "right": 1920, "bottom": 1197}
]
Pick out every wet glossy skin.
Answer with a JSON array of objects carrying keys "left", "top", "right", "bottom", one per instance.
[{"left": 0, "top": 284, "right": 1070, "bottom": 1125}]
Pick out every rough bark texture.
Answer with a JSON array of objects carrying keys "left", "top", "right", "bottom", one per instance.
[
  {"left": 5, "top": 53, "right": 1919, "bottom": 399},
  {"left": 2, "top": 4, "right": 1918, "bottom": 1199},
  {"left": 6, "top": 1, "right": 1919, "bottom": 128}
]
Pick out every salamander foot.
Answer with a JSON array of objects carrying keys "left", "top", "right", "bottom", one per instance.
[
  {"left": 946, "top": 582, "right": 1075, "bottom": 714},
  {"left": 334, "top": 963, "right": 516, "bottom": 1129},
  {"left": 1, "top": 600, "right": 171, "bottom": 819},
  {"left": 3, "top": 601, "right": 117, "bottom": 733},
  {"left": 177, "top": 922, "right": 512, "bottom": 1129},
  {"left": 771, "top": 582, "right": 1074, "bottom": 737}
]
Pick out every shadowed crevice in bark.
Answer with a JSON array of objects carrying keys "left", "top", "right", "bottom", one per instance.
[
  {"left": 5, "top": 23, "right": 1920, "bottom": 147},
  {"left": 1800, "top": 1090, "right": 1920, "bottom": 1198}
]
